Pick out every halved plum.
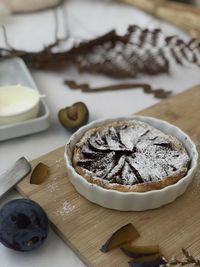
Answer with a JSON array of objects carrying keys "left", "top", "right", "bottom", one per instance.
[{"left": 58, "top": 102, "right": 89, "bottom": 131}]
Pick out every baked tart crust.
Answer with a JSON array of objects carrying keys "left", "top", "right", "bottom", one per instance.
[{"left": 72, "top": 120, "right": 190, "bottom": 192}]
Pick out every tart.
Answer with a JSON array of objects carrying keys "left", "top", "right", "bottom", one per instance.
[
  {"left": 72, "top": 119, "right": 190, "bottom": 192},
  {"left": 65, "top": 116, "right": 198, "bottom": 211}
]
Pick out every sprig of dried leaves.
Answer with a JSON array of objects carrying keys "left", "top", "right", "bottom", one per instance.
[
  {"left": 0, "top": 25, "right": 199, "bottom": 78},
  {"left": 1, "top": 23, "right": 199, "bottom": 98},
  {"left": 164, "top": 248, "right": 200, "bottom": 266}
]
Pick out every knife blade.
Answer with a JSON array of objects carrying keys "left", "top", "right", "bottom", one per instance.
[{"left": 0, "top": 157, "right": 31, "bottom": 199}]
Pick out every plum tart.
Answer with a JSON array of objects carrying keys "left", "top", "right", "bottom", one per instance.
[{"left": 72, "top": 119, "right": 190, "bottom": 192}]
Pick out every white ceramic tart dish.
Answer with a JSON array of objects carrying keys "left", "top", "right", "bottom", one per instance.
[{"left": 64, "top": 116, "right": 198, "bottom": 211}]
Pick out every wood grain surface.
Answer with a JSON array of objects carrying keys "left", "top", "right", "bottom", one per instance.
[{"left": 17, "top": 85, "right": 200, "bottom": 267}]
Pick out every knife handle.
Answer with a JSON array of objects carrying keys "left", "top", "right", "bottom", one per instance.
[{"left": 0, "top": 157, "right": 31, "bottom": 199}]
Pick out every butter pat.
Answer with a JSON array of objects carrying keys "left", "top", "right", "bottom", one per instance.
[{"left": 0, "top": 85, "right": 41, "bottom": 125}]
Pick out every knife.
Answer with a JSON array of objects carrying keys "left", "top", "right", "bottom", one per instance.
[{"left": 0, "top": 157, "right": 31, "bottom": 199}]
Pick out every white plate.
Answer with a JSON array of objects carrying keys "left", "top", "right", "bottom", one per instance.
[{"left": 0, "top": 58, "right": 50, "bottom": 141}]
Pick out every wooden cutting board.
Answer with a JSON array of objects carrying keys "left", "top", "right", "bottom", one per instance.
[{"left": 17, "top": 85, "right": 200, "bottom": 267}]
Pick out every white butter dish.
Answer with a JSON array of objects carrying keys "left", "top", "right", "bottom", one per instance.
[
  {"left": 0, "top": 58, "right": 50, "bottom": 141},
  {"left": 65, "top": 116, "right": 198, "bottom": 211}
]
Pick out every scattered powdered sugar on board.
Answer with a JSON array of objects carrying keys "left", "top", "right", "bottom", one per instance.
[
  {"left": 46, "top": 158, "right": 63, "bottom": 192},
  {"left": 55, "top": 157, "right": 64, "bottom": 169},
  {"left": 56, "top": 201, "right": 75, "bottom": 217},
  {"left": 46, "top": 182, "right": 59, "bottom": 193}
]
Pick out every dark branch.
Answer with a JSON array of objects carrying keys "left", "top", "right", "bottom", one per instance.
[{"left": 64, "top": 80, "right": 171, "bottom": 99}]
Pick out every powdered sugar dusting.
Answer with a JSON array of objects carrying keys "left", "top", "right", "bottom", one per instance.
[
  {"left": 75, "top": 120, "right": 190, "bottom": 185},
  {"left": 56, "top": 201, "right": 75, "bottom": 216},
  {"left": 55, "top": 157, "right": 64, "bottom": 169},
  {"left": 46, "top": 183, "right": 59, "bottom": 193}
]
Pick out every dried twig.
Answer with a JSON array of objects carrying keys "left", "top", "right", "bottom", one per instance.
[
  {"left": 164, "top": 248, "right": 200, "bottom": 266},
  {"left": 64, "top": 80, "right": 171, "bottom": 99}
]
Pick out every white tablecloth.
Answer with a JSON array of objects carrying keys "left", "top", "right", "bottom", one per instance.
[{"left": 0, "top": 1, "right": 199, "bottom": 266}]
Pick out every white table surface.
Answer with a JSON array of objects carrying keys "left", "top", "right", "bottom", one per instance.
[{"left": 0, "top": 1, "right": 199, "bottom": 266}]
